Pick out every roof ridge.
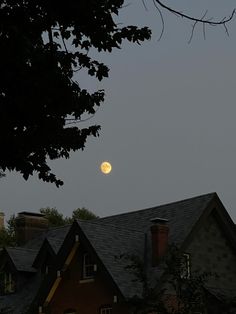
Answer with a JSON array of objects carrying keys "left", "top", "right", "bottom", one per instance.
[
  {"left": 47, "top": 223, "right": 72, "bottom": 232},
  {"left": 76, "top": 219, "right": 145, "bottom": 234},
  {"left": 7, "top": 247, "right": 37, "bottom": 252},
  {"left": 98, "top": 192, "right": 216, "bottom": 220}
]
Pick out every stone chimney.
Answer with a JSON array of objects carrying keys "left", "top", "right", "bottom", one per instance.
[
  {"left": 150, "top": 217, "right": 169, "bottom": 266},
  {"left": 15, "top": 212, "right": 48, "bottom": 245},
  {"left": 0, "top": 212, "right": 4, "bottom": 230}
]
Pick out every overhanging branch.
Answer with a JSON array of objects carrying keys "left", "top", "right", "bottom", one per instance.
[{"left": 154, "top": 0, "right": 235, "bottom": 25}]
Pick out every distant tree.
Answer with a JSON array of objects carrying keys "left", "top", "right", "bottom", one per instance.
[
  {"left": 0, "top": 228, "right": 14, "bottom": 247},
  {"left": 39, "top": 207, "right": 65, "bottom": 227},
  {"left": 39, "top": 206, "right": 98, "bottom": 227},
  {"left": 0, "top": 215, "right": 17, "bottom": 247},
  {"left": 71, "top": 207, "right": 99, "bottom": 221}
]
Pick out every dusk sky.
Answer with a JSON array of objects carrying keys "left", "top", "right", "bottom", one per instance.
[{"left": 1, "top": 0, "right": 236, "bottom": 222}]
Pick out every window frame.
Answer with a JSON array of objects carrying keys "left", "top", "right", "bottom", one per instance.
[
  {"left": 100, "top": 306, "right": 112, "bottom": 314},
  {"left": 180, "top": 253, "right": 191, "bottom": 279},
  {"left": 82, "top": 253, "right": 94, "bottom": 279},
  {"left": 0, "top": 271, "right": 16, "bottom": 294}
]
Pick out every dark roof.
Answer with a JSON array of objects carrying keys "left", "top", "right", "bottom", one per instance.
[
  {"left": 6, "top": 247, "right": 37, "bottom": 272},
  {"left": 46, "top": 225, "right": 71, "bottom": 253},
  {"left": 97, "top": 192, "right": 215, "bottom": 244},
  {"left": 23, "top": 224, "right": 71, "bottom": 253}
]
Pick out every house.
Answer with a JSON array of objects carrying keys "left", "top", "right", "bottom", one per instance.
[{"left": 0, "top": 192, "right": 236, "bottom": 314}]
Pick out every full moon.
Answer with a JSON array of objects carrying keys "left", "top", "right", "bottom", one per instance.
[{"left": 100, "top": 161, "right": 112, "bottom": 174}]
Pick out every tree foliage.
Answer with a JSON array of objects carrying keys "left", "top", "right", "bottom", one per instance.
[
  {"left": 39, "top": 206, "right": 98, "bottom": 227},
  {"left": 0, "top": 0, "right": 151, "bottom": 186},
  {"left": 39, "top": 207, "right": 65, "bottom": 227},
  {"left": 0, "top": 172, "right": 6, "bottom": 178},
  {"left": 0, "top": 215, "right": 17, "bottom": 247},
  {"left": 122, "top": 246, "right": 216, "bottom": 314},
  {"left": 71, "top": 207, "right": 99, "bottom": 221},
  {"left": 1, "top": 1, "right": 234, "bottom": 185}
]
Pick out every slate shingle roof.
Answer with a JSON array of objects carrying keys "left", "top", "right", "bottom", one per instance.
[
  {"left": 6, "top": 247, "right": 37, "bottom": 272},
  {"left": 23, "top": 224, "right": 71, "bottom": 253},
  {"left": 97, "top": 192, "right": 215, "bottom": 244}
]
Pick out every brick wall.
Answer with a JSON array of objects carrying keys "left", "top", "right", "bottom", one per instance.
[{"left": 49, "top": 246, "right": 131, "bottom": 314}]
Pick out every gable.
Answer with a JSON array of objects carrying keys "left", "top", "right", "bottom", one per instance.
[
  {"left": 32, "top": 223, "right": 130, "bottom": 314},
  {"left": 48, "top": 240, "right": 121, "bottom": 314},
  {"left": 32, "top": 239, "right": 56, "bottom": 270},
  {"left": 187, "top": 211, "right": 236, "bottom": 292}
]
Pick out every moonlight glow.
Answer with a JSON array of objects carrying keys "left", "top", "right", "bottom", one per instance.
[{"left": 100, "top": 161, "right": 112, "bottom": 174}]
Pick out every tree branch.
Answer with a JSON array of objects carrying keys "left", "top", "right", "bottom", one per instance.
[
  {"left": 65, "top": 108, "right": 100, "bottom": 125},
  {"left": 154, "top": 0, "right": 235, "bottom": 26}
]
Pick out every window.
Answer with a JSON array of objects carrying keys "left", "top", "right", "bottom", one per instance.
[
  {"left": 100, "top": 306, "right": 112, "bottom": 314},
  {"left": 180, "top": 253, "right": 191, "bottom": 279},
  {"left": 82, "top": 253, "right": 94, "bottom": 279},
  {"left": 0, "top": 272, "right": 16, "bottom": 294}
]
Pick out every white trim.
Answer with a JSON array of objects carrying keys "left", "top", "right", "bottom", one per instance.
[
  {"left": 100, "top": 307, "right": 112, "bottom": 314},
  {"left": 93, "top": 264, "right": 97, "bottom": 272},
  {"left": 83, "top": 253, "right": 94, "bottom": 279},
  {"left": 79, "top": 278, "right": 95, "bottom": 284}
]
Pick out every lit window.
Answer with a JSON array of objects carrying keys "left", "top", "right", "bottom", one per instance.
[
  {"left": 100, "top": 306, "right": 112, "bottom": 314},
  {"left": 83, "top": 253, "right": 94, "bottom": 279},
  {"left": 180, "top": 253, "right": 191, "bottom": 279},
  {"left": 0, "top": 272, "right": 16, "bottom": 294}
]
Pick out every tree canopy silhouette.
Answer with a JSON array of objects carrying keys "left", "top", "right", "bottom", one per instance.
[
  {"left": 0, "top": 0, "right": 151, "bottom": 186},
  {"left": 1, "top": 1, "right": 234, "bottom": 186}
]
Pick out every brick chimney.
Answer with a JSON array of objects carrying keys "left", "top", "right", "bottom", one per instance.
[
  {"left": 0, "top": 212, "right": 4, "bottom": 230},
  {"left": 15, "top": 212, "right": 48, "bottom": 245},
  {"left": 150, "top": 217, "right": 169, "bottom": 266}
]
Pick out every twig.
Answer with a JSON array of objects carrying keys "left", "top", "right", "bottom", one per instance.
[
  {"left": 152, "top": 0, "right": 165, "bottom": 41},
  {"left": 60, "top": 29, "right": 69, "bottom": 53},
  {"left": 142, "top": 0, "right": 148, "bottom": 11},
  {"left": 65, "top": 108, "right": 100, "bottom": 125}
]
